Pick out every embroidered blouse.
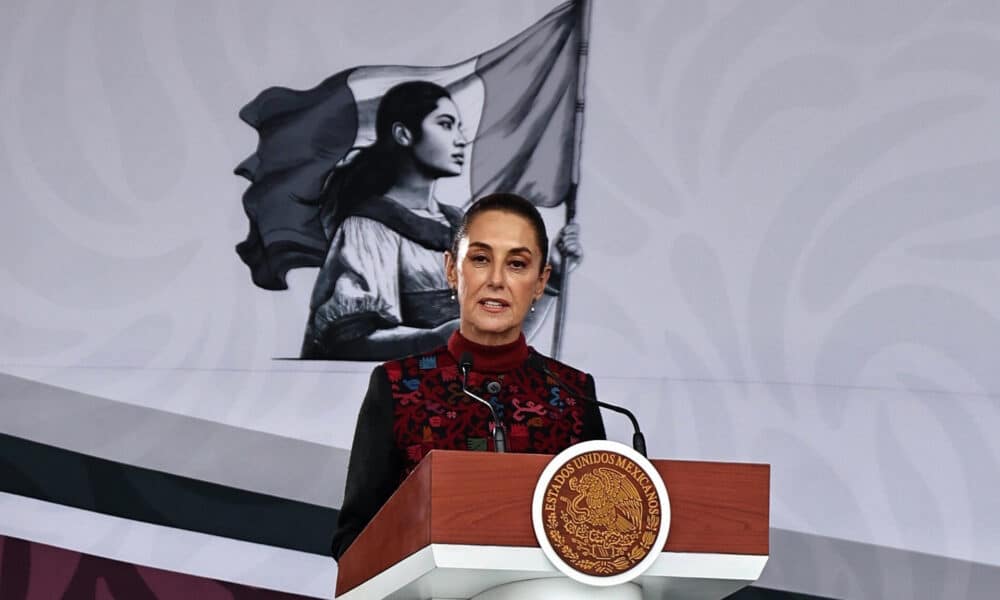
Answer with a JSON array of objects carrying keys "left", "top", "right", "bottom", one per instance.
[{"left": 330, "top": 331, "right": 607, "bottom": 560}]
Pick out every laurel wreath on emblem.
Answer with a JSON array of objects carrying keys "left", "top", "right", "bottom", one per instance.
[{"left": 545, "top": 466, "right": 659, "bottom": 575}]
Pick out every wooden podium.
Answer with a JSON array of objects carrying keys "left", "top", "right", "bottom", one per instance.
[{"left": 335, "top": 450, "right": 769, "bottom": 599}]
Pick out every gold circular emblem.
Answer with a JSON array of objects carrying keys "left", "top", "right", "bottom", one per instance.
[{"left": 539, "top": 449, "right": 663, "bottom": 577}]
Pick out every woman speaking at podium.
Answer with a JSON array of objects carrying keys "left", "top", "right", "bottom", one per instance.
[{"left": 331, "top": 193, "right": 607, "bottom": 560}]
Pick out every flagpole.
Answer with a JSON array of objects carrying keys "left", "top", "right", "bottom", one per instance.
[{"left": 550, "top": 0, "right": 591, "bottom": 359}]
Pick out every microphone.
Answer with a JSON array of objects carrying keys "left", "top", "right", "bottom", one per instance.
[
  {"left": 458, "top": 352, "right": 507, "bottom": 453},
  {"left": 526, "top": 353, "right": 647, "bottom": 457}
]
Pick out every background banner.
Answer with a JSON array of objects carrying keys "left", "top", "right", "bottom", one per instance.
[{"left": 2, "top": 1, "right": 999, "bottom": 598}]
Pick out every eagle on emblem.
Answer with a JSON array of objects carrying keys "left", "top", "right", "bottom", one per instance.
[{"left": 567, "top": 467, "right": 644, "bottom": 533}]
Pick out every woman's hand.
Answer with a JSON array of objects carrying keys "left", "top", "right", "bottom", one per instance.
[{"left": 550, "top": 222, "right": 584, "bottom": 277}]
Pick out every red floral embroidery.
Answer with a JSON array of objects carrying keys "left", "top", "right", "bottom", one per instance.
[{"left": 389, "top": 348, "right": 592, "bottom": 476}]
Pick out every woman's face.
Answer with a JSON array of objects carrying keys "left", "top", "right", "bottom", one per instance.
[
  {"left": 445, "top": 210, "right": 551, "bottom": 346},
  {"left": 412, "top": 97, "right": 467, "bottom": 177}
]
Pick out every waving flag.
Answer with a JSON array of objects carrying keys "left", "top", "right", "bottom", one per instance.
[{"left": 235, "top": 0, "right": 587, "bottom": 291}]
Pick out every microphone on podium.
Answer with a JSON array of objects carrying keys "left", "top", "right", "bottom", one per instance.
[
  {"left": 526, "top": 352, "right": 648, "bottom": 457},
  {"left": 458, "top": 352, "right": 507, "bottom": 453}
]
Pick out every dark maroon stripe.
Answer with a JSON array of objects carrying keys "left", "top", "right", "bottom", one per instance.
[{"left": 0, "top": 535, "right": 314, "bottom": 600}]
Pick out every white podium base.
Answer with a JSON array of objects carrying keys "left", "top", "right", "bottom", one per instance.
[
  {"left": 471, "top": 578, "right": 641, "bottom": 600},
  {"left": 336, "top": 544, "right": 767, "bottom": 600}
]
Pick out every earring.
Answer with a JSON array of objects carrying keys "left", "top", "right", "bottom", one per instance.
[
  {"left": 450, "top": 290, "right": 456, "bottom": 301},
  {"left": 530, "top": 302, "right": 536, "bottom": 312}
]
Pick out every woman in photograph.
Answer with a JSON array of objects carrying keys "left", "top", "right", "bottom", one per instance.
[
  {"left": 301, "top": 81, "right": 465, "bottom": 360},
  {"left": 300, "top": 81, "right": 580, "bottom": 361}
]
